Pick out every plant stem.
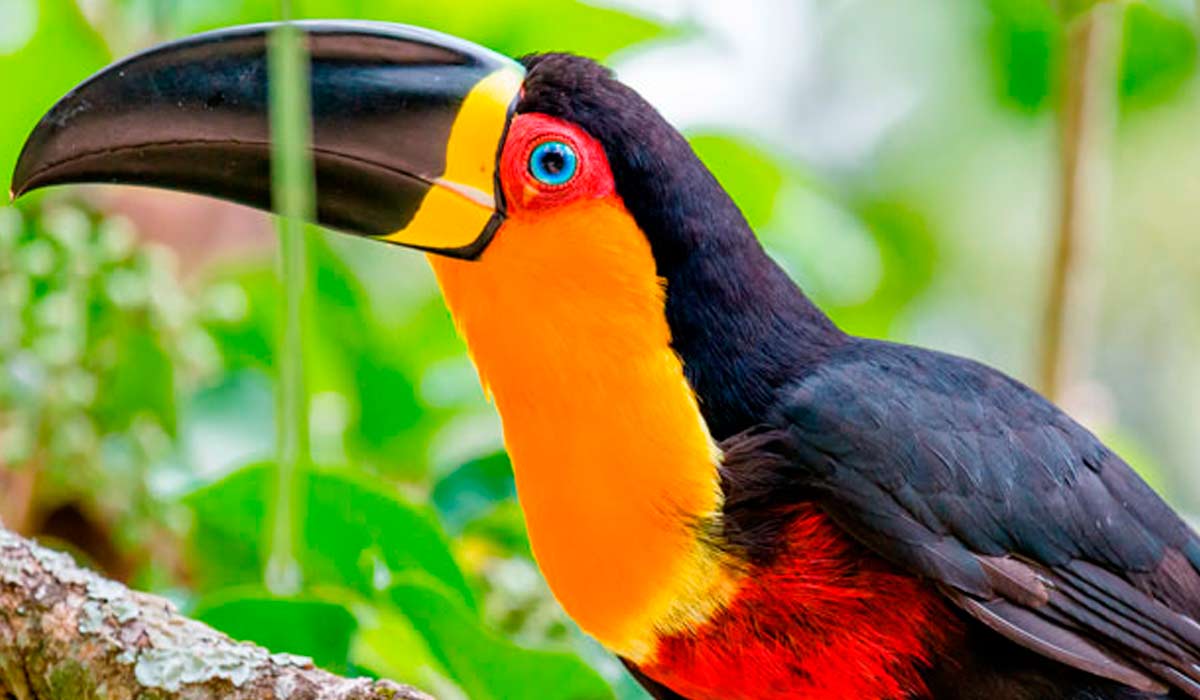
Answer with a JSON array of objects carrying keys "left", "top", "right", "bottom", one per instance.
[
  {"left": 266, "top": 6, "right": 315, "bottom": 595},
  {"left": 1039, "top": 5, "right": 1118, "bottom": 405}
]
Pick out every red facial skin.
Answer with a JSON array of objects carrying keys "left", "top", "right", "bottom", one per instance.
[
  {"left": 499, "top": 113, "right": 615, "bottom": 211},
  {"left": 641, "top": 507, "right": 960, "bottom": 699}
]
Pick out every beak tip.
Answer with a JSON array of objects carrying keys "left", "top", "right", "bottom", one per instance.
[
  {"left": 10, "top": 153, "right": 38, "bottom": 202},
  {"left": 9, "top": 172, "right": 35, "bottom": 203},
  {"left": 7, "top": 176, "right": 22, "bottom": 203},
  {"left": 9, "top": 173, "right": 28, "bottom": 202}
]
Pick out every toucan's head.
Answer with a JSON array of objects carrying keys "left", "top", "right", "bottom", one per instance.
[{"left": 12, "top": 21, "right": 833, "bottom": 652}]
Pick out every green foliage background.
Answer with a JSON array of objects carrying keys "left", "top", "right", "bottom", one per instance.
[{"left": 2, "top": 1, "right": 1200, "bottom": 698}]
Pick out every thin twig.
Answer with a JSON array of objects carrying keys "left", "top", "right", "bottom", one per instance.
[
  {"left": 266, "top": 15, "right": 316, "bottom": 596},
  {"left": 1039, "top": 5, "right": 1119, "bottom": 404}
]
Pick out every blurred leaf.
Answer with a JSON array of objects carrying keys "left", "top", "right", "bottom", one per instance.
[
  {"left": 171, "top": 0, "right": 664, "bottom": 61},
  {"left": 308, "top": 238, "right": 436, "bottom": 476},
  {"left": 204, "top": 239, "right": 448, "bottom": 480},
  {"left": 432, "top": 452, "right": 515, "bottom": 534},
  {"left": 1056, "top": 0, "right": 1105, "bottom": 20},
  {"left": 985, "top": 0, "right": 1062, "bottom": 113},
  {"left": 306, "top": 467, "right": 475, "bottom": 608},
  {"left": 460, "top": 501, "right": 532, "bottom": 559},
  {"left": 1119, "top": 2, "right": 1197, "bottom": 109},
  {"left": 186, "top": 463, "right": 270, "bottom": 590},
  {"left": 182, "top": 369, "right": 275, "bottom": 481},
  {"left": 378, "top": 574, "right": 613, "bottom": 700},
  {"left": 351, "top": 604, "right": 453, "bottom": 694},
  {"left": 186, "top": 463, "right": 475, "bottom": 608},
  {"left": 0, "top": 0, "right": 109, "bottom": 194},
  {"left": 1099, "top": 429, "right": 1166, "bottom": 492},
  {"left": 831, "top": 199, "right": 937, "bottom": 338},
  {"left": 203, "top": 267, "right": 277, "bottom": 370},
  {"left": 193, "top": 590, "right": 358, "bottom": 673},
  {"left": 689, "top": 133, "right": 786, "bottom": 230},
  {"left": 92, "top": 326, "right": 176, "bottom": 433}
]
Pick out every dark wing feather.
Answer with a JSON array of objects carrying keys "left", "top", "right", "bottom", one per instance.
[{"left": 766, "top": 338, "right": 1200, "bottom": 697}]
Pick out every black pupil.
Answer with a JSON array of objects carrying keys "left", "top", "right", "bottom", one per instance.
[{"left": 540, "top": 148, "right": 566, "bottom": 175}]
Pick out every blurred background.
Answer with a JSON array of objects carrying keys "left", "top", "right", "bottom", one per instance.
[{"left": 1, "top": 0, "right": 1199, "bottom": 698}]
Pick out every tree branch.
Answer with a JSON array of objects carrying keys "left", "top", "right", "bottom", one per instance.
[{"left": 0, "top": 527, "right": 431, "bottom": 700}]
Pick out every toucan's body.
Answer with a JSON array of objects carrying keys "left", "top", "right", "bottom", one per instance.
[{"left": 13, "top": 23, "right": 1200, "bottom": 699}]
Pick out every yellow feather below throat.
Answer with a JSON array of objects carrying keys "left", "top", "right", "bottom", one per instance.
[{"left": 428, "top": 196, "right": 741, "bottom": 659}]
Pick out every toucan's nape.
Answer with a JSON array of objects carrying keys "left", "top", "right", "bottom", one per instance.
[{"left": 13, "top": 23, "right": 1200, "bottom": 700}]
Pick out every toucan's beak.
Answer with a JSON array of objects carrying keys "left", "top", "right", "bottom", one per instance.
[{"left": 11, "top": 21, "right": 524, "bottom": 259}]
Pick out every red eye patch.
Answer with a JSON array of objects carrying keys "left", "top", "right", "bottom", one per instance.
[{"left": 499, "top": 113, "right": 615, "bottom": 211}]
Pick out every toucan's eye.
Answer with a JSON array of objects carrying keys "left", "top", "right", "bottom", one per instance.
[{"left": 528, "top": 140, "right": 578, "bottom": 186}]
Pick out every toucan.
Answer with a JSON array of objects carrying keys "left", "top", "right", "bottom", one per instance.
[{"left": 12, "top": 21, "right": 1200, "bottom": 700}]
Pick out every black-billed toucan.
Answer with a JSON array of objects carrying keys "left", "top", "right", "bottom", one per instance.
[{"left": 13, "top": 21, "right": 1200, "bottom": 700}]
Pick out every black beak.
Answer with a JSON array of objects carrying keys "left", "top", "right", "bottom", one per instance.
[{"left": 10, "top": 21, "right": 524, "bottom": 258}]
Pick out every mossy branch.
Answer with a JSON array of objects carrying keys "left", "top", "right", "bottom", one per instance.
[{"left": 0, "top": 527, "right": 430, "bottom": 700}]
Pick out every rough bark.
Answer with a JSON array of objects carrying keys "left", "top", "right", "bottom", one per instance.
[{"left": 0, "top": 527, "right": 430, "bottom": 700}]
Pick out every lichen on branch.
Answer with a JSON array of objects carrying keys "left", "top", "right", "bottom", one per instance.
[{"left": 0, "top": 527, "right": 429, "bottom": 700}]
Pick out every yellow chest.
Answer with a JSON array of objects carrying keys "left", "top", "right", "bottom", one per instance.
[{"left": 428, "top": 197, "right": 739, "bottom": 657}]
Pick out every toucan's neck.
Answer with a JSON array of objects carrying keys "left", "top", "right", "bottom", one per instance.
[
  {"left": 428, "top": 196, "right": 740, "bottom": 659},
  {"left": 607, "top": 134, "right": 846, "bottom": 441},
  {"left": 660, "top": 222, "right": 843, "bottom": 440}
]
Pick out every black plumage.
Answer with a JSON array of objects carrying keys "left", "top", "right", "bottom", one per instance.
[
  {"left": 518, "top": 53, "right": 1200, "bottom": 698},
  {"left": 724, "top": 339, "right": 1200, "bottom": 697}
]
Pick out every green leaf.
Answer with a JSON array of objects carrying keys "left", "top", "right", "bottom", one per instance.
[
  {"left": 432, "top": 452, "right": 516, "bottom": 534},
  {"left": 351, "top": 604, "right": 453, "bottom": 694},
  {"left": 1119, "top": 2, "right": 1197, "bottom": 109},
  {"left": 186, "top": 463, "right": 475, "bottom": 609},
  {"left": 984, "top": 0, "right": 1063, "bottom": 113},
  {"left": 182, "top": 370, "right": 276, "bottom": 478},
  {"left": 307, "top": 238, "right": 434, "bottom": 475},
  {"left": 203, "top": 267, "right": 278, "bottom": 370},
  {"left": 91, "top": 326, "right": 177, "bottom": 434},
  {"left": 204, "top": 239, "right": 448, "bottom": 480},
  {"left": 305, "top": 468, "right": 475, "bottom": 608},
  {"left": 193, "top": 590, "right": 358, "bottom": 673},
  {"left": 186, "top": 463, "right": 273, "bottom": 590},
  {"left": 1056, "top": 0, "right": 1105, "bottom": 21},
  {"left": 0, "top": 0, "right": 110, "bottom": 194},
  {"left": 830, "top": 199, "right": 938, "bottom": 338},
  {"left": 459, "top": 500, "right": 533, "bottom": 559},
  {"left": 689, "top": 133, "right": 786, "bottom": 231},
  {"left": 169, "top": 0, "right": 664, "bottom": 61},
  {"left": 372, "top": 575, "right": 613, "bottom": 700},
  {"left": 1098, "top": 429, "right": 1167, "bottom": 493}
]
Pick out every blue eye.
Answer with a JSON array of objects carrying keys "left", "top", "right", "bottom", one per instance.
[{"left": 528, "top": 140, "right": 578, "bottom": 186}]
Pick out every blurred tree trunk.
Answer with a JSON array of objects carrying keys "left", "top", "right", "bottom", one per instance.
[
  {"left": 0, "top": 464, "right": 36, "bottom": 535},
  {"left": 0, "top": 526, "right": 430, "bottom": 700},
  {"left": 1039, "top": 4, "right": 1119, "bottom": 410}
]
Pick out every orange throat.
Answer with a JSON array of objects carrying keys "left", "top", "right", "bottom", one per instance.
[{"left": 428, "top": 196, "right": 738, "bottom": 658}]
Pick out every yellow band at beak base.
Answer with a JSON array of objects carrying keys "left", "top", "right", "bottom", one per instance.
[{"left": 380, "top": 66, "right": 523, "bottom": 252}]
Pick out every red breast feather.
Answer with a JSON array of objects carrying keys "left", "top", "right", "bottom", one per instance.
[{"left": 641, "top": 505, "right": 961, "bottom": 700}]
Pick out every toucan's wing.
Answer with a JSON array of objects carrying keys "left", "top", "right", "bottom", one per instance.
[{"left": 761, "top": 338, "right": 1200, "bottom": 698}]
